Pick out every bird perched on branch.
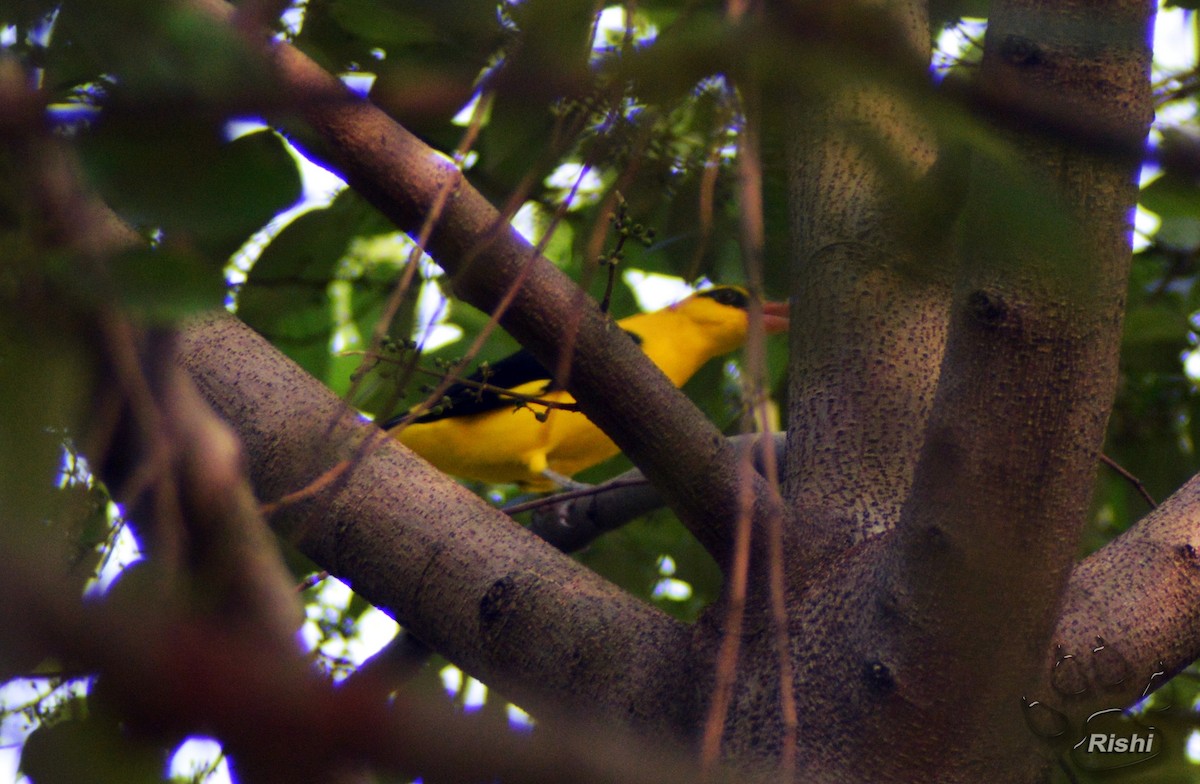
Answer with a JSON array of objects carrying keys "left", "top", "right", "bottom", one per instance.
[{"left": 383, "top": 286, "right": 789, "bottom": 491}]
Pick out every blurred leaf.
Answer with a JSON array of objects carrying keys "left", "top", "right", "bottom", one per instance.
[
  {"left": 929, "top": 0, "right": 990, "bottom": 31},
  {"left": 238, "top": 190, "right": 384, "bottom": 379},
  {"left": 370, "top": 58, "right": 481, "bottom": 139},
  {"left": 299, "top": 0, "right": 503, "bottom": 84},
  {"left": 1122, "top": 305, "right": 1188, "bottom": 349},
  {"left": 55, "top": 0, "right": 268, "bottom": 102},
  {"left": 20, "top": 715, "right": 165, "bottom": 784},
  {"left": 293, "top": 0, "right": 379, "bottom": 70},
  {"left": 621, "top": 9, "right": 730, "bottom": 106},
  {"left": 475, "top": 89, "right": 560, "bottom": 203},
  {"left": 106, "top": 246, "right": 226, "bottom": 323},
  {"left": 1155, "top": 216, "right": 1200, "bottom": 252},
  {"left": 327, "top": 0, "right": 440, "bottom": 46},
  {"left": 1140, "top": 171, "right": 1200, "bottom": 220},
  {"left": 576, "top": 512, "right": 720, "bottom": 621},
  {"left": 81, "top": 125, "right": 301, "bottom": 259},
  {"left": 0, "top": 303, "right": 93, "bottom": 540},
  {"left": 492, "top": 0, "right": 593, "bottom": 102},
  {"left": 1106, "top": 366, "right": 1197, "bottom": 516}
]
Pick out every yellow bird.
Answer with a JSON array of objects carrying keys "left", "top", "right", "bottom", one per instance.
[{"left": 384, "top": 286, "right": 789, "bottom": 491}]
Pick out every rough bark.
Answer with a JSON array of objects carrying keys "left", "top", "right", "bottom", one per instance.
[
  {"left": 731, "top": 0, "right": 1158, "bottom": 781},
  {"left": 176, "top": 311, "right": 700, "bottom": 735},
  {"left": 1043, "top": 471, "right": 1200, "bottom": 734},
  {"left": 808, "top": 0, "right": 1153, "bottom": 780},
  {"left": 781, "top": 0, "right": 952, "bottom": 565}
]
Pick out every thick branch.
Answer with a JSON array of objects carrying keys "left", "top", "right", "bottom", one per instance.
[
  {"left": 525, "top": 433, "right": 787, "bottom": 553},
  {"left": 176, "top": 311, "right": 699, "bottom": 733},
  {"left": 867, "top": 0, "right": 1154, "bottom": 778},
  {"left": 1034, "top": 471, "right": 1200, "bottom": 727},
  {"left": 781, "top": 0, "right": 951, "bottom": 564}
]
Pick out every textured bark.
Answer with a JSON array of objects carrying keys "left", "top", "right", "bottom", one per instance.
[
  {"left": 176, "top": 312, "right": 700, "bottom": 734},
  {"left": 881, "top": 1, "right": 1153, "bottom": 778},
  {"left": 1043, "top": 472, "right": 1200, "bottom": 732},
  {"left": 801, "top": 0, "right": 1153, "bottom": 780},
  {"left": 737, "top": 0, "right": 1157, "bottom": 781},
  {"left": 782, "top": 0, "right": 952, "bottom": 565}
]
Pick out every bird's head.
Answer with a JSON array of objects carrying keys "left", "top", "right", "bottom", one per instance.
[
  {"left": 668, "top": 285, "right": 790, "bottom": 344},
  {"left": 618, "top": 284, "right": 790, "bottom": 384}
]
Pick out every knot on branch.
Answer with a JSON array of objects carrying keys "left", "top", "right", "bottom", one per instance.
[
  {"left": 477, "top": 571, "right": 535, "bottom": 638},
  {"left": 966, "top": 289, "right": 1012, "bottom": 330},
  {"left": 999, "top": 35, "right": 1045, "bottom": 68},
  {"left": 480, "top": 573, "right": 521, "bottom": 628},
  {"left": 863, "top": 660, "right": 896, "bottom": 696}
]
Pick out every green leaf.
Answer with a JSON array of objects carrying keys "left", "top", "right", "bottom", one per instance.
[
  {"left": 106, "top": 247, "right": 226, "bottom": 323},
  {"left": 0, "top": 305, "right": 93, "bottom": 542},
  {"left": 81, "top": 125, "right": 302, "bottom": 259},
  {"left": 298, "top": 0, "right": 502, "bottom": 75},
  {"left": 1122, "top": 305, "right": 1188, "bottom": 349},
  {"left": 1137, "top": 174, "right": 1200, "bottom": 225},
  {"left": 327, "top": 0, "right": 440, "bottom": 45},
  {"left": 20, "top": 716, "right": 165, "bottom": 784},
  {"left": 239, "top": 190, "right": 387, "bottom": 380},
  {"left": 576, "top": 513, "right": 720, "bottom": 621},
  {"left": 1155, "top": 216, "right": 1200, "bottom": 251},
  {"left": 55, "top": 1, "right": 267, "bottom": 102},
  {"left": 370, "top": 57, "right": 481, "bottom": 138}
]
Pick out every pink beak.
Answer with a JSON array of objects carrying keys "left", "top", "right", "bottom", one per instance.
[{"left": 762, "top": 300, "right": 790, "bottom": 335}]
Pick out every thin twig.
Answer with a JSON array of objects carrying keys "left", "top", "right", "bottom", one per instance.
[
  {"left": 700, "top": 438, "right": 755, "bottom": 773},
  {"left": 345, "top": 89, "right": 493, "bottom": 423},
  {"left": 296, "top": 571, "right": 329, "bottom": 593},
  {"left": 1099, "top": 453, "right": 1158, "bottom": 509},
  {"left": 502, "top": 476, "right": 650, "bottom": 516},
  {"left": 345, "top": 354, "right": 583, "bottom": 419},
  {"left": 730, "top": 56, "right": 797, "bottom": 778}
]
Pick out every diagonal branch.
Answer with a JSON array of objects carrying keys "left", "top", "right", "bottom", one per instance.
[
  {"left": 1033, "top": 470, "right": 1200, "bottom": 732},
  {"left": 176, "top": 311, "right": 700, "bottom": 733}
]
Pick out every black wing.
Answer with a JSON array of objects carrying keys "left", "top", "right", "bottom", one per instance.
[
  {"left": 382, "top": 348, "right": 554, "bottom": 427},
  {"left": 382, "top": 330, "right": 642, "bottom": 427}
]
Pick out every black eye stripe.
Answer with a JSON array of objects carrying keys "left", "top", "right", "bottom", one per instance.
[{"left": 696, "top": 287, "right": 749, "bottom": 310}]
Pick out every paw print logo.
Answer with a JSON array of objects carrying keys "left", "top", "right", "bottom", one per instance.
[{"left": 1022, "top": 638, "right": 1171, "bottom": 773}]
